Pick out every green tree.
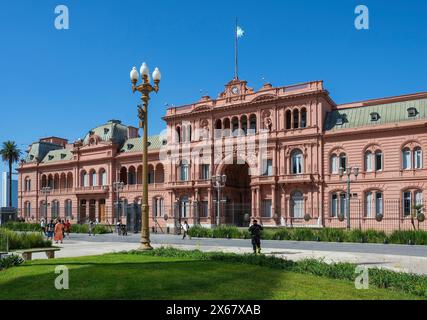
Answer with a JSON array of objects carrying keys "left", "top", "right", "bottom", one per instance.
[{"left": 0, "top": 141, "right": 21, "bottom": 207}]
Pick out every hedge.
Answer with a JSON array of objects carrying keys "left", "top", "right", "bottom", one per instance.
[
  {"left": 188, "top": 225, "right": 427, "bottom": 245},
  {"left": 0, "top": 228, "right": 51, "bottom": 250}
]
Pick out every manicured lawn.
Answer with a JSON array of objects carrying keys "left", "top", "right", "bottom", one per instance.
[{"left": 0, "top": 254, "right": 423, "bottom": 300}]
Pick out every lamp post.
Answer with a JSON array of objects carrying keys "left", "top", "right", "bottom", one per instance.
[
  {"left": 212, "top": 175, "right": 227, "bottom": 226},
  {"left": 113, "top": 181, "right": 124, "bottom": 224},
  {"left": 40, "top": 186, "right": 51, "bottom": 221},
  {"left": 339, "top": 166, "right": 359, "bottom": 229},
  {"left": 130, "top": 62, "right": 161, "bottom": 250}
]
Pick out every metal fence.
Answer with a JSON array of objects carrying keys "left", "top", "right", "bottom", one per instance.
[{"left": 16, "top": 199, "right": 427, "bottom": 233}]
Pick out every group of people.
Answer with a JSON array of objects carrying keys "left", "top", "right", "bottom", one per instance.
[{"left": 40, "top": 218, "right": 72, "bottom": 244}]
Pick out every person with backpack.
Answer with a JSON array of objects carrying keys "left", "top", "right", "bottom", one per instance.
[
  {"left": 248, "top": 219, "right": 263, "bottom": 255},
  {"left": 46, "top": 219, "right": 55, "bottom": 241}
]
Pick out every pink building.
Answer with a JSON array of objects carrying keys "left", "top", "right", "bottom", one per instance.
[{"left": 18, "top": 79, "right": 427, "bottom": 232}]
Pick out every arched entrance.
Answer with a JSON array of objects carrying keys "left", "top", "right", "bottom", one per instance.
[{"left": 221, "top": 161, "right": 252, "bottom": 226}]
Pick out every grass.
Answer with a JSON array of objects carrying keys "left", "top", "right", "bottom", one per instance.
[{"left": 0, "top": 250, "right": 424, "bottom": 300}]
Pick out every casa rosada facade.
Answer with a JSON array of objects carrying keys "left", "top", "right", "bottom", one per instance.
[{"left": 18, "top": 78, "right": 427, "bottom": 232}]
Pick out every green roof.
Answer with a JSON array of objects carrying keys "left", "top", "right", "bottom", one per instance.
[
  {"left": 41, "top": 149, "right": 73, "bottom": 163},
  {"left": 120, "top": 136, "right": 166, "bottom": 153},
  {"left": 325, "top": 98, "right": 427, "bottom": 131},
  {"left": 25, "top": 142, "right": 64, "bottom": 163},
  {"left": 83, "top": 120, "right": 129, "bottom": 146}
]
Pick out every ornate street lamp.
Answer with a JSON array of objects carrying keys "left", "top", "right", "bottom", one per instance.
[
  {"left": 339, "top": 166, "right": 359, "bottom": 229},
  {"left": 212, "top": 175, "right": 227, "bottom": 226},
  {"left": 130, "top": 62, "right": 161, "bottom": 250},
  {"left": 40, "top": 186, "right": 52, "bottom": 220},
  {"left": 113, "top": 181, "right": 124, "bottom": 224}
]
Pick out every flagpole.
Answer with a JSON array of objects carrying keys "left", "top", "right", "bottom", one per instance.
[{"left": 235, "top": 17, "right": 238, "bottom": 80}]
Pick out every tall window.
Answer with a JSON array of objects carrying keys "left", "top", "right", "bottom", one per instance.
[
  {"left": 180, "top": 196, "right": 189, "bottom": 218},
  {"left": 262, "top": 159, "right": 273, "bottom": 176},
  {"left": 100, "top": 169, "right": 107, "bottom": 186},
  {"left": 414, "top": 148, "right": 423, "bottom": 169},
  {"left": 51, "top": 200, "right": 60, "bottom": 218},
  {"left": 24, "top": 202, "right": 31, "bottom": 218},
  {"left": 403, "top": 148, "right": 412, "bottom": 170},
  {"left": 180, "top": 161, "right": 189, "bottom": 181},
  {"left": 300, "top": 108, "right": 307, "bottom": 128},
  {"left": 91, "top": 171, "right": 98, "bottom": 187},
  {"left": 200, "top": 201, "right": 209, "bottom": 218},
  {"left": 24, "top": 178, "right": 31, "bottom": 191},
  {"left": 291, "top": 192, "right": 304, "bottom": 218},
  {"left": 201, "top": 164, "right": 210, "bottom": 180},
  {"left": 331, "top": 193, "right": 338, "bottom": 217},
  {"left": 339, "top": 154, "right": 347, "bottom": 172},
  {"left": 285, "top": 110, "right": 291, "bottom": 129},
  {"left": 65, "top": 200, "right": 72, "bottom": 217},
  {"left": 403, "top": 191, "right": 412, "bottom": 216},
  {"left": 293, "top": 110, "right": 299, "bottom": 129},
  {"left": 331, "top": 155, "right": 339, "bottom": 174},
  {"left": 153, "top": 198, "right": 165, "bottom": 217},
  {"left": 365, "top": 192, "right": 373, "bottom": 218},
  {"left": 82, "top": 171, "right": 89, "bottom": 187},
  {"left": 365, "top": 151, "right": 373, "bottom": 172},
  {"left": 291, "top": 150, "right": 303, "bottom": 174},
  {"left": 375, "top": 192, "right": 383, "bottom": 216},
  {"left": 375, "top": 152, "right": 383, "bottom": 171},
  {"left": 261, "top": 200, "right": 272, "bottom": 218}
]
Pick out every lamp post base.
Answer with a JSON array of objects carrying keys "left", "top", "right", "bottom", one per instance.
[{"left": 139, "top": 242, "right": 153, "bottom": 251}]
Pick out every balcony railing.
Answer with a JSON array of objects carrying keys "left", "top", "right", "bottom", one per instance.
[{"left": 278, "top": 174, "right": 316, "bottom": 184}]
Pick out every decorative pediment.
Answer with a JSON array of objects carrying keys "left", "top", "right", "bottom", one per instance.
[{"left": 252, "top": 94, "right": 277, "bottom": 102}]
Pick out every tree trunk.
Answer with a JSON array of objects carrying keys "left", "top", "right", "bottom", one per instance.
[{"left": 8, "top": 160, "right": 12, "bottom": 207}]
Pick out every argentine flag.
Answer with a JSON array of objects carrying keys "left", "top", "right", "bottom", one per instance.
[{"left": 236, "top": 26, "right": 245, "bottom": 38}]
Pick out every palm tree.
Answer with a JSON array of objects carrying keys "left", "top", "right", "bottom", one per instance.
[{"left": 0, "top": 141, "right": 21, "bottom": 207}]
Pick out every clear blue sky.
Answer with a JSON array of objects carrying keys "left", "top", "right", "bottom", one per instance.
[{"left": 1, "top": 0, "right": 427, "bottom": 174}]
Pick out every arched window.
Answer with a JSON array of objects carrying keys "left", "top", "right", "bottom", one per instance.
[
  {"left": 148, "top": 165, "right": 155, "bottom": 184},
  {"left": 330, "top": 154, "right": 339, "bottom": 174},
  {"left": 331, "top": 193, "right": 338, "bottom": 217},
  {"left": 100, "top": 169, "right": 107, "bottom": 186},
  {"left": 402, "top": 148, "right": 412, "bottom": 170},
  {"left": 231, "top": 117, "right": 239, "bottom": 136},
  {"left": 330, "top": 192, "right": 347, "bottom": 218},
  {"left": 179, "top": 160, "right": 189, "bottom": 181},
  {"left": 240, "top": 115, "right": 248, "bottom": 135},
  {"left": 291, "top": 191, "right": 304, "bottom": 218},
  {"left": 300, "top": 108, "right": 307, "bottom": 128},
  {"left": 155, "top": 164, "right": 165, "bottom": 183},
  {"left": 91, "top": 170, "right": 98, "bottom": 187},
  {"left": 375, "top": 151, "right": 383, "bottom": 171},
  {"left": 249, "top": 114, "right": 257, "bottom": 133},
  {"left": 215, "top": 120, "right": 222, "bottom": 138},
  {"left": 81, "top": 171, "right": 89, "bottom": 187},
  {"left": 285, "top": 110, "right": 292, "bottom": 129},
  {"left": 120, "top": 167, "right": 128, "bottom": 185},
  {"left": 128, "top": 166, "right": 136, "bottom": 185},
  {"left": 339, "top": 153, "right": 347, "bottom": 172},
  {"left": 51, "top": 200, "right": 60, "bottom": 219},
  {"left": 414, "top": 147, "right": 423, "bottom": 169},
  {"left": 24, "top": 177, "right": 31, "bottom": 192},
  {"left": 67, "top": 173, "right": 73, "bottom": 189},
  {"left": 291, "top": 149, "right": 303, "bottom": 174},
  {"left": 180, "top": 196, "right": 189, "bottom": 218},
  {"left": 293, "top": 109, "right": 299, "bottom": 129},
  {"left": 176, "top": 126, "right": 181, "bottom": 143},
  {"left": 223, "top": 118, "right": 231, "bottom": 136},
  {"left": 403, "top": 190, "right": 424, "bottom": 216},
  {"left": 152, "top": 197, "right": 165, "bottom": 217},
  {"left": 365, "top": 151, "right": 373, "bottom": 172}
]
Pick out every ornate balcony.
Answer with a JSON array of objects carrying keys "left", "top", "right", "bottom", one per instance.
[
  {"left": 75, "top": 185, "right": 109, "bottom": 194},
  {"left": 278, "top": 174, "right": 318, "bottom": 184}
]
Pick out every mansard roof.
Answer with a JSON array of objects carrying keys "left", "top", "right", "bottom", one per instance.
[
  {"left": 82, "top": 120, "right": 129, "bottom": 146},
  {"left": 25, "top": 141, "right": 64, "bottom": 164},
  {"left": 41, "top": 149, "right": 73, "bottom": 163},
  {"left": 325, "top": 97, "right": 427, "bottom": 131},
  {"left": 120, "top": 136, "right": 166, "bottom": 153}
]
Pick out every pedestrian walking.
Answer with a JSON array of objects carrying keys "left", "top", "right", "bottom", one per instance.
[
  {"left": 181, "top": 220, "right": 190, "bottom": 240},
  {"left": 64, "top": 220, "right": 71, "bottom": 238},
  {"left": 46, "top": 219, "right": 55, "bottom": 241},
  {"left": 54, "top": 219, "right": 64, "bottom": 244},
  {"left": 88, "top": 220, "right": 95, "bottom": 236},
  {"left": 40, "top": 219, "right": 46, "bottom": 236},
  {"left": 248, "top": 219, "right": 263, "bottom": 255}
]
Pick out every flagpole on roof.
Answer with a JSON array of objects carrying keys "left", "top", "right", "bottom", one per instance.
[{"left": 235, "top": 17, "right": 238, "bottom": 80}]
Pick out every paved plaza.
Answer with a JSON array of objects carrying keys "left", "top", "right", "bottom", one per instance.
[{"left": 28, "top": 233, "right": 427, "bottom": 275}]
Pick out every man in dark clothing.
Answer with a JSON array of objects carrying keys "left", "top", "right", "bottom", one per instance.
[{"left": 248, "top": 220, "right": 263, "bottom": 254}]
